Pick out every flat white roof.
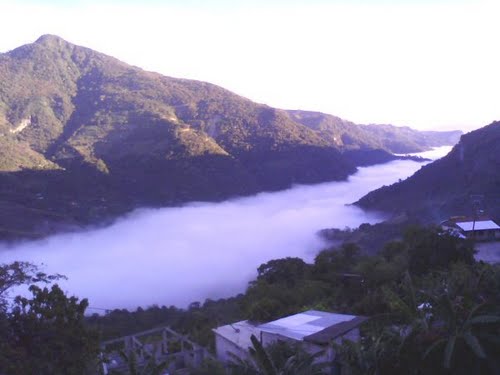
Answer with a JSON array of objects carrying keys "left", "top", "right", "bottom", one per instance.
[
  {"left": 258, "top": 310, "right": 356, "bottom": 341},
  {"left": 456, "top": 220, "right": 500, "bottom": 232},
  {"left": 212, "top": 320, "right": 261, "bottom": 351}
]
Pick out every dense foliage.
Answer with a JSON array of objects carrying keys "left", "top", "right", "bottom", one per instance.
[{"left": 0, "top": 262, "right": 99, "bottom": 374}]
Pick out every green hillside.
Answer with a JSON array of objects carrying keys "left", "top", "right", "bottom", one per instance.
[
  {"left": 287, "top": 110, "right": 461, "bottom": 154},
  {"left": 356, "top": 121, "right": 500, "bottom": 222},
  {"left": 0, "top": 35, "right": 461, "bottom": 239}
]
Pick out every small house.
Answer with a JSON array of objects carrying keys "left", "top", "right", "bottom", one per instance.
[
  {"left": 212, "top": 310, "right": 367, "bottom": 364},
  {"left": 442, "top": 216, "right": 500, "bottom": 242}
]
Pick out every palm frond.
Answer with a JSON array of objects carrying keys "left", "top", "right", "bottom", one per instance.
[
  {"left": 249, "top": 334, "right": 277, "bottom": 375},
  {"left": 468, "top": 315, "right": 500, "bottom": 325},
  {"left": 443, "top": 335, "right": 456, "bottom": 369},
  {"left": 422, "top": 338, "right": 445, "bottom": 360},
  {"left": 463, "top": 332, "right": 486, "bottom": 359}
]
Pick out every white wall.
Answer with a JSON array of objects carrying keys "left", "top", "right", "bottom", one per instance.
[
  {"left": 214, "top": 333, "right": 250, "bottom": 364},
  {"left": 261, "top": 328, "right": 361, "bottom": 363}
]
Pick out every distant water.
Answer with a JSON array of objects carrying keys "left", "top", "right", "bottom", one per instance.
[
  {"left": 476, "top": 242, "right": 500, "bottom": 264},
  {"left": 0, "top": 146, "right": 452, "bottom": 311},
  {"left": 396, "top": 145, "right": 455, "bottom": 160}
]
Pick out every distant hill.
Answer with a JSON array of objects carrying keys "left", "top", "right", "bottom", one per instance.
[
  {"left": 0, "top": 35, "right": 462, "bottom": 239},
  {"left": 287, "top": 110, "right": 461, "bottom": 154},
  {"left": 356, "top": 121, "right": 500, "bottom": 222}
]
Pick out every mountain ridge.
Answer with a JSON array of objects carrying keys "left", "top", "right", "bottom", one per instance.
[
  {"left": 0, "top": 35, "right": 462, "bottom": 239},
  {"left": 355, "top": 121, "right": 500, "bottom": 222}
]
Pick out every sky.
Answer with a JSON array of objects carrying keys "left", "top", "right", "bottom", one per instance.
[{"left": 0, "top": 0, "right": 499, "bottom": 131}]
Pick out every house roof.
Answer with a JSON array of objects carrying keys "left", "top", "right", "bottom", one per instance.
[
  {"left": 213, "top": 310, "right": 368, "bottom": 349},
  {"left": 303, "top": 316, "right": 369, "bottom": 345},
  {"left": 456, "top": 220, "right": 500, "bottom": 232},
  {"left": 258, "top": 310, "right": 364, "bottom": 342}
]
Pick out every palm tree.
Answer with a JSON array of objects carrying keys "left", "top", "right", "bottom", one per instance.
[
  {"left": 422, "top": 298, "right": 500, "bottom": 373},
  {"left": 331, "top": 328, "right": 402, "bottom": 375},
  {"left": 390, "top": 268, "right": 500, "bottom": 374}
]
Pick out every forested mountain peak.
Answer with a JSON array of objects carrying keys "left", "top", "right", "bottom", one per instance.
[{"left": 0, "top": 35, "right": 462, "bottom": 239}]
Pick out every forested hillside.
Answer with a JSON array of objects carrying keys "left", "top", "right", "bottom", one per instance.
[
  {"left": 356, "top": 121, "right": 500, "bottom": 222},
  {"left": 0, "top": 35, "right": 460, "bottom": 239},
  {"left": 287, "top": 110, "right": 461, "bottom": 154}
]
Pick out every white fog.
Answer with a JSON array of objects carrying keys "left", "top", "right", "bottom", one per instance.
[{"left": 0, "top": 147, "right": 452, "bottom": 311}]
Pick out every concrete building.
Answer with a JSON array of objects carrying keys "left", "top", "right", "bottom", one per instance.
[
  {"left": 211, "top": 320, "right": 262, "bottom": 363},
  {"left": 213, "top": 310, "right": 367, "bottom": 364}
]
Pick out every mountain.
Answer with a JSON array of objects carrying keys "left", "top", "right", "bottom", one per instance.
[
  {"left": 355, "top": 121, "right": 500, "bottom": 222},
  {"left": 0, "top": 35, "right": 461, "bottom": 239},
  {"left": 287, "top": 110, "right": 461, "bottom": 154}
]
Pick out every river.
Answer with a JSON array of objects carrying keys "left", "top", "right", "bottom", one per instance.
[{"left": 0, "top": 146, "right": 452, "bottom": 311}]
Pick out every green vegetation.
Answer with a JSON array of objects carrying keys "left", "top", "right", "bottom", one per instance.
[
  {"left": 1, "top": 226, "right": 499, "bottom": 373},
  {"left": 114, "top": 350, "right": 170, "bottom": 375},
  {"left": 0, "top": 262, "right": 99, "bottom": 374},
  {"left": 287, "top": 110, "right": 461, "bottom": 154},
  {"left": 85, "top": 226, "right": 499, "bottom": 374},
  {"left": 228, "top": 335, "right": 327, "bottom": 375},
  {"left": 356, "top": 121, "right": 500, "bottom": 222}
]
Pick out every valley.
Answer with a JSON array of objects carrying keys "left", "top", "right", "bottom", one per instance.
[
  {"left": 0, "top": 148, "right": 450, "bottom": 310},
  {"left": 1, "top": 1, "right": 499, "bottom": 373}
]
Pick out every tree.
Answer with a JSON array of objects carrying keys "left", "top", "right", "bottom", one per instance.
[
  {"left": 256, "top": 257, "right": 309, "bottom": 287},
  {"left": 388, "top": 265, "right": 500, "bottom": 375},
  {"left": 404, "top": 227, "right": 475, "bottom": 275},
  {"left": 0, "top": 261, "right": 64, "bottom": 312},
  {"left": 0, "top": 262, "right": 99, "bottom": 374},
  {"left": 421, "top": 296, "right": 500, "bottom": 374}
]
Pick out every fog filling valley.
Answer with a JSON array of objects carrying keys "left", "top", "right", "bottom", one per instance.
[{"left": 0, "top": 147, "right": 452, "bottom": 311}]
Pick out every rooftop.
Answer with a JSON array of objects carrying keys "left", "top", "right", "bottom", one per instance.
[
  {"left": 213, "top": 310, "right": 367, "bottom": 349},
  {"left": 258, "top": 310, "right": 358, "bottom": 341},
  {"left": 456, "top": 220, "right": 500, "bottom": 232}
]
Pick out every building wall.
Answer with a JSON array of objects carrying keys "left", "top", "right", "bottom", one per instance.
[
  {"left": 261, "top": 331, "right": 331, "bottom": 362},
  {"left": 261, "top": 328, "right": 361, "bottom": 363},
  {"left": 339, "top": 328, "right": 361, "bottom": 343},
  {"left": 260, "top": 331, "right": 294, "bottom": 347},
  {"left": 467, "top": 229, "right": 500, "bottom": 241},
  {"left": 214, "top": 333, "right": 250, "bottom": 363}
]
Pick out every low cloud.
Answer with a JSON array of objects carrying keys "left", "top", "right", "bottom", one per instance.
[{"left": 0, "top": 148, "right": 451, "bottom": 310}]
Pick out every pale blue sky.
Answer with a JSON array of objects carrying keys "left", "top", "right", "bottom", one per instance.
[
  {"left": 4, "top": 0, "right": 475, "bottom": 10},
  {"left": 1, "top": 0, "right": 499, "bottom": 130}
]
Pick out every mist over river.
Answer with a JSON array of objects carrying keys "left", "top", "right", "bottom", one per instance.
[{"left": 0, "top": 147, "right": 452, "bottom": 311}]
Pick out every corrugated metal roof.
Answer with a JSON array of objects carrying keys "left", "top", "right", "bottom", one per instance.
[
  {"left": 213, "top": 310, "right": 367, "bottom": 348},
  {"left": 304, "top": 316, "right": 369, "bottom": 344},
  {"left": 257, "top": 310, "right": 358, "bottom": 341},
  {"left": 456, "top": 220, "right": 500, "bottom": 232}
]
